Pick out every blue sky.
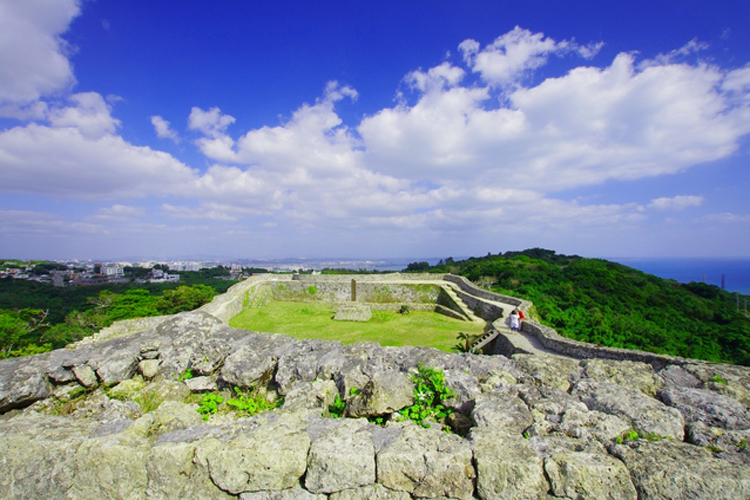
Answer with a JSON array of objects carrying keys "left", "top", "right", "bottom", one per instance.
[{"left": 1, "top": 0, "right": 750, "bottom": 260}]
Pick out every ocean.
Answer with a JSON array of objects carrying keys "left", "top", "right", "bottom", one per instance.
[{"left": 611, "top": 258, "right": 750, "bottom": 296}]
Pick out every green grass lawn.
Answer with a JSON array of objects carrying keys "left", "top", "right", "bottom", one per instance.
[{"left": 228, "top": 301, "right": 485, "bottom": 352}]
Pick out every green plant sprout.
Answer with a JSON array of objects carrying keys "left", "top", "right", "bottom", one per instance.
[
  {"left": 396, "top": 364, "right": 456, "bottom": 429},
  {"left": 197, "top": 393, "right": 224, "bottom": 420}
]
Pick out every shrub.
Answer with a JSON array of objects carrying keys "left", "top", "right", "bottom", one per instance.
[{"left": 396, "top": 364, "right": 456, "bottom": 429}]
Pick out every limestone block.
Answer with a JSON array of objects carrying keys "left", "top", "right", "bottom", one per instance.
[
  {"left": 661, "top": 386, "right": 750, "bottom": 430},
  {"left": 139, "top": 359, "right": 161, "bottom": 379},
  {"left": 69, "top": 433, "right": 150, "bottom": 500},
  {"left": 513, "top": 353, "right": 582, "bottom": 391},
  {"left": 305, "top": 418, "right": 376, "bottom": 493},
  {"left": 147, "top": 440, "right": 234, "bottom": 500},
  {"left": 471, "top": 427, "right": 548, "bottom": 500},
  {"left": 583, "top": 358, "right": 663, "bottom": 396},
  {"left": 220, "top": 345, "right": 278, "bottom": 390},
  {"left": 240, "top": 486, "right": 327, "bottom": 499},
  {"left": 72, "top": 364, "right": 98, "bottom": 388},
  {"left": 611, "top": 439, "right": 750, "bottom": 500},
  {"left": 530, "top": 436, "right": 637, "bottom": 500},
  {"left": 377, "top": 423, "right": 475, "bottom": 500},
  {"left": 203, "top": 413, "right": 310, "bottom": 494},
  {"left": 282, "top": 379, "right": 338, "bottom": 413},
  {"left": 189, "top": 337, "right": 232, "bottom": 376},
  {"left": 471, "top": 385, "right": 533, "bottom": 434},
  {"left": 185, "top": 375, "right": 218, "bottom": 392},
  {"left": 345, "top": 371, "right": 413, "bottom": 418},
  {"left": 328, "top": 484, "right": 411, "bottom": 500},
  {"left": 573, "top": 380, "right": 685, "bottom": 440},
  {"left": 334, "top": 303, "right": 372, "bottom": 322}
]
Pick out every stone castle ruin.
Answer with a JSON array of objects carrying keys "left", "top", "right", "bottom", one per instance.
[{"left": 0, "top": 273, "right": 749, "bottom": 499}]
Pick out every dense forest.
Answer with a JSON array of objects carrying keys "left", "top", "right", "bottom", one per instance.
[
  {"left": 411, "top": 249, "right": 750, "bottom": 366},
  {"left": 0, "top": 272, "right": 240, "bottom": 358}
]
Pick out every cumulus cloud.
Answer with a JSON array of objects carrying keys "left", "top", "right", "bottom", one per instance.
[
  {"left": 458, "top": 27, "right": 601, "bottom": 87},
  {"left": 648, "top": 195, "right": 704, "bottom": 211},
  {"left": 48, "top": 92, "right": 121, "bottom": 139},
  {"left": 0, "top": 0, "right": 80, "bottom": 111},
  {"left": 2, "top": 22, "right": 750, "bottom": 252},
  {"left": 150, "top": 115, "right": 180, "bottom": 143}
]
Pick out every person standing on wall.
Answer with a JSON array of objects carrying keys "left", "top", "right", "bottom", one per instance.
[{"left": 509, "top": 308, "right": 520, "bottom": 331}]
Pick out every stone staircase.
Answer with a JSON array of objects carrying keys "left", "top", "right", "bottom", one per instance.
[{"left": 439, "top": 283, "right": 485, "bottom": 324}]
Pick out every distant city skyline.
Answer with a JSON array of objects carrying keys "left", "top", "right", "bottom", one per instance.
[{"left": 1, "top": 1, "right": 750, "bottom": 260}]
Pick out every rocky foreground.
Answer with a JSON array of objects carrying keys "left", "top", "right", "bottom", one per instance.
[{"left": 1, "top": 311, "right": 750, "bottom": 499}]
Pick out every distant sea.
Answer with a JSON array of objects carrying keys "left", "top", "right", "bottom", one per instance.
[{"left": 610, "top": 258, "right": 750, "bottom": 296}]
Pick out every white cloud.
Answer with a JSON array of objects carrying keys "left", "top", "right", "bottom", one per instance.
[
  {"left": 648, "top": 195, "right": 703, "bottom": 211},
  {"left": 150, "top": 115, "right": 180, "bottom": 143},
  {"left": 0, "top": 0, "right": 79, "bottom": 109},
  {"left": 90, "top": 204, "right": 147, "bottom": 221},
  {"left": 188, "top": 106, "right": 235, "bottom": 137},
  {"left": 0, "top": 121, "right": 196, "bottom": 198},
  {"left": 458, "top": 27, "right": 601, "bottom": 87},
  {"left": 48, "top": 92, "right": 120, "bottom": 139}
]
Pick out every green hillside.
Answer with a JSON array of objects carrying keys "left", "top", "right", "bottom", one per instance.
[{"left": 423, "top": 249, "right": 750, "bottom": 366}]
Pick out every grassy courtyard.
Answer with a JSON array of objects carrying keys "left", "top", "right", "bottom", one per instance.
[{"left": 228, "top": 300, "right": 485, "bottom": 352}]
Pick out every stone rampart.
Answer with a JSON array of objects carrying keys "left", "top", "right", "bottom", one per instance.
[{"left": 1, "top": 311, "right": 749, "bottom": 500}]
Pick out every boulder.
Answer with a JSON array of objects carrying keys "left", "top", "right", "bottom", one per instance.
[
  {"left": 185, "top": 375, "right": 218, "bottom": 392},
  {"left": 139, "top": 359, "right": 161, "bottom": 379}
]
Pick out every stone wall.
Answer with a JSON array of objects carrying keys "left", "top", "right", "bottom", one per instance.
[{"left": 1, "top": 311, "right": 749, "bottom": 500}]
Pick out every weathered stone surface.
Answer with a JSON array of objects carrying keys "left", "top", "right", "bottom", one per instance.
[
  {"left": 220, "top": 344, "right": 278, "bottom": 389},
  {"left": 661, "top": 386, "right": 750, "bottom": 429},
  {"left": 305, "top": 417, "right": 376, "bottom": 493},
  {"left": 283, "top": 379, "right": 338, "bottom": 413},
  {"left": 471, "top": 427, "right": 548, "bottom": 500},
  {"left": 529, "top": 436, "right": 637, "bottom": 500},
  {"left": 0, "top": 356, "right": 50, "bottom": 411},
  {"left": 329, "top": 483, "right": 411, "bottom": 500},
  {"left": 471, "top": 385, "right": 533, "bottom": 434},
  {"left": 240, "top": 485, "right": 327, "bottom": 500},
  {"left": 203, "top": 413, "right": 310, "bottom": 494},
  {"left": 573, "top": 380, "right": 685, "bottom": 440},
  {"left": 443, "top": 369, "right": 481, "bottom": 413},
  {"left": 378, "top": 423, "right": 475, "bottom": 500},
  {"left": 73, "top": 363, "right": 99, "bottom": 388},
  {"left": 190, "top": 337, "right": 233, "bottom": 375},
  {"left": 139, "top": 359, "right": 161, "bottom": 379},
  {"left": 69, "top": 432, "right": 151, "bottom": 500},
  {"left": 334, "top": 303, "right": 372, "bottom": 322},
  {"left": 611, "top": 439, "right": 750, "bottom": 500},
  {"left": 185, "top": 375, "right": 218, "bottom": 392},
  {"left": 345, "top": 371, "right": 413, "bottom": 417},
  {"left": 513, "top": 353, "right": 581, "bottom": 391},
  {"left": 0, "top": 413, "right": 92, "bottom": 500},
  {"left": 583, "top": 358, "right": 663, "bottom": 396},
  {"left": 147, "top": 440, "right": 234, "bottom": 500},
  {"left": 659, "top": 365, "right": 702, "bottom": 389}
]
